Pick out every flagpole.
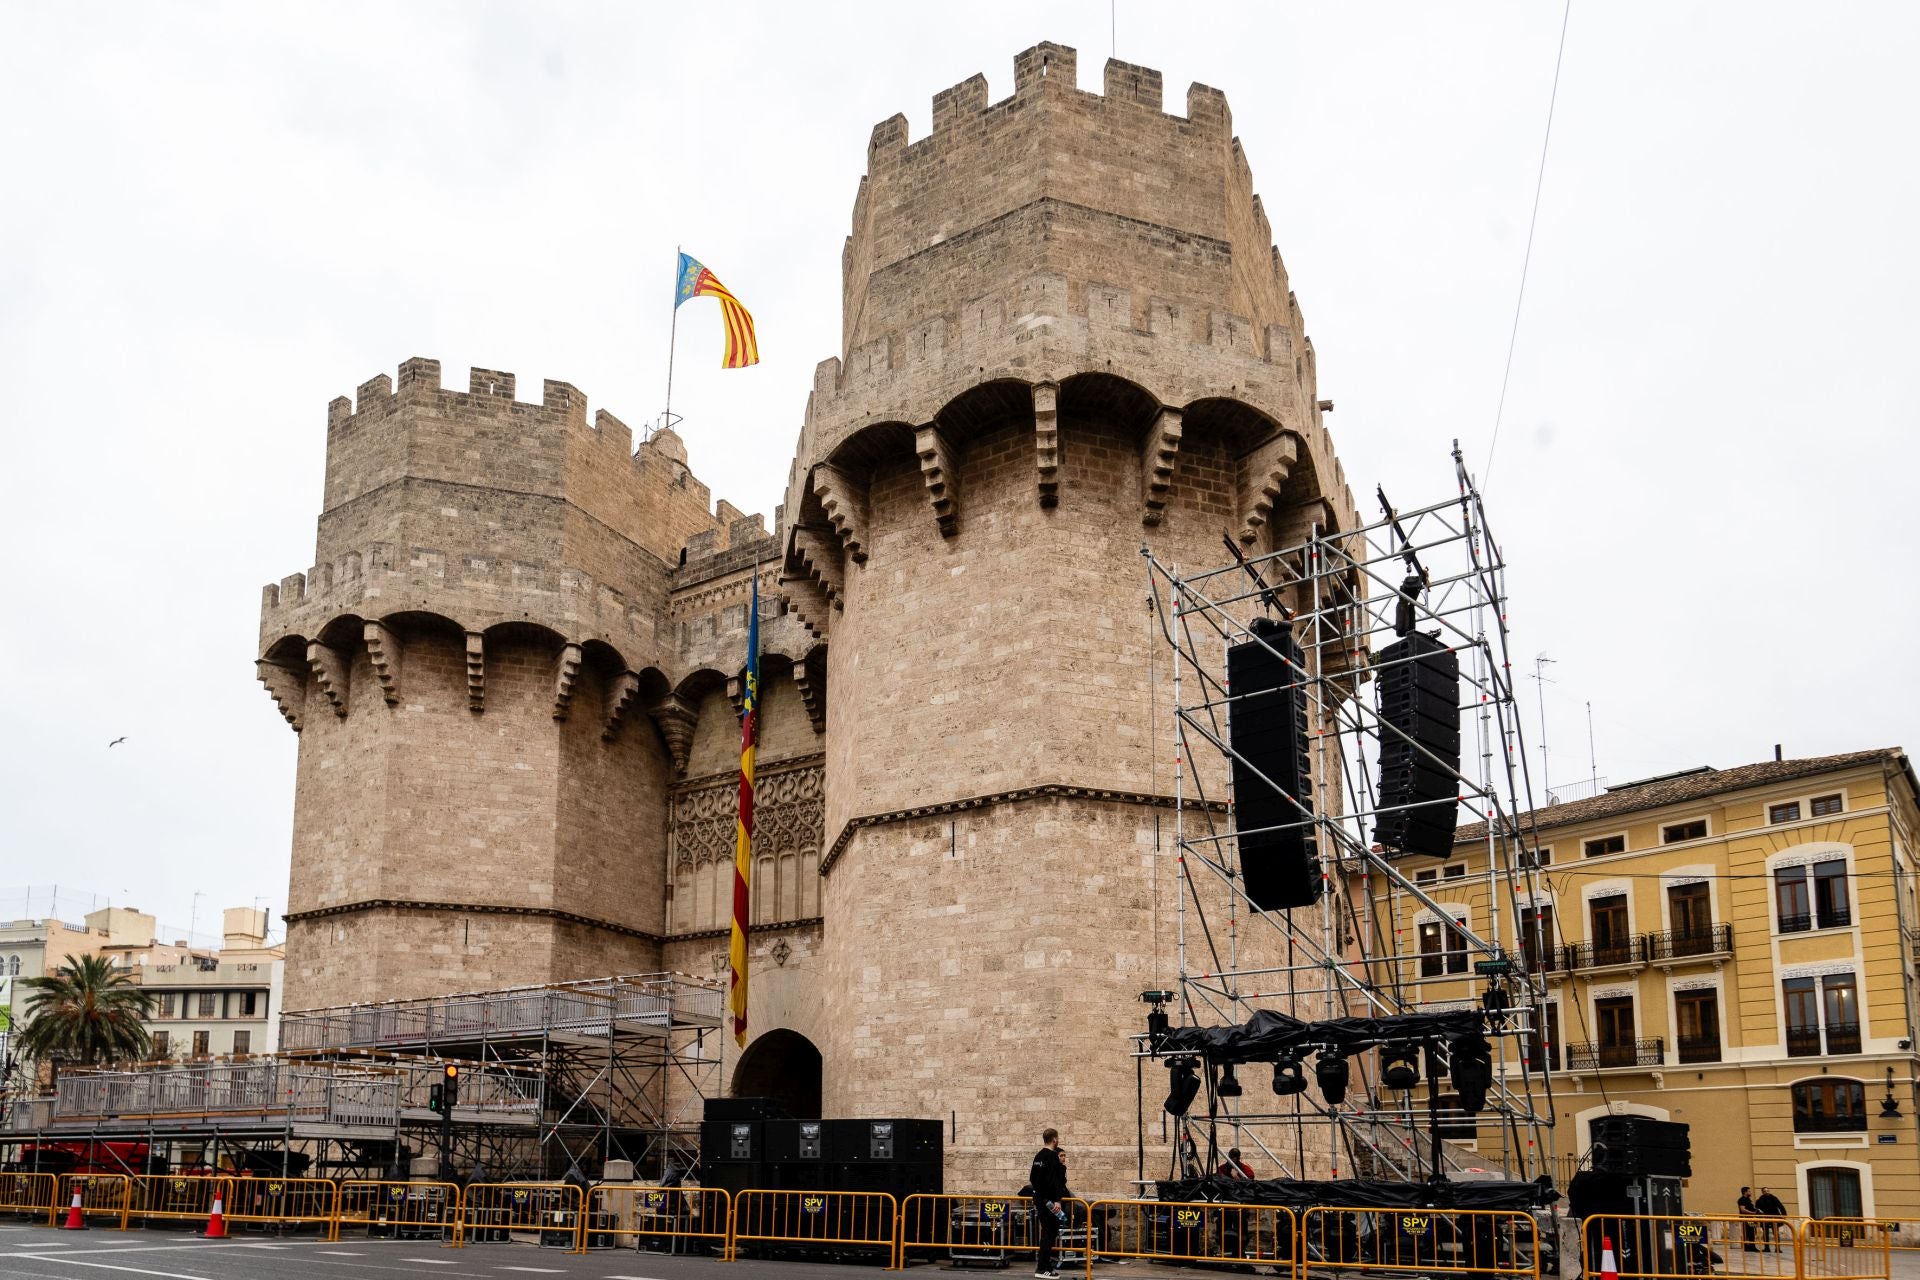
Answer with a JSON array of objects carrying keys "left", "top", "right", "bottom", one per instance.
[{"left": 664, "top": 245, "right": 681, "bottom": 431}]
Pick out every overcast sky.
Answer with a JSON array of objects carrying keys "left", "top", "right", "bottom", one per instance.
[{"left": 1, "top": 2, "right": 1914, "bottom": 941}]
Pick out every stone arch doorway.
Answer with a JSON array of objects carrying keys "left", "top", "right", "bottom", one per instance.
[{"left": 733, "top": 1028, "right": 823, "bottom": 1118}]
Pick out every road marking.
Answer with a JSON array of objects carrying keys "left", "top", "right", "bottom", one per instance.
[
  {"left": 494, "top": 1269, "right": 567, "bottom": 1275},
  {"left": 406, "top": 1261, "right": 461, "bottom": 1266},
  {"left": 5, "top": 1257, "right": 222, "bottom": 1278}
]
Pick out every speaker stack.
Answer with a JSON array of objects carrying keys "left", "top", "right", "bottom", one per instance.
[
  {"left": 702, "top": 1105, "right": 944, "bottom": 1200},
  {"left": 1373, "top": 631, "right": 1462, "bottom": 858},
  {"left": 1589, "top": 1116, "right": 1692, "bottom": 1178},
  {"left": 699, "top": 1096, "right": 789, "bottom": 1196},
  {"left": 1227, "top": 618, "right": 1320, "bottom": 911}
]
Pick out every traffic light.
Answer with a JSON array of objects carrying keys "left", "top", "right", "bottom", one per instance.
[
  {"left": 443, "top": 1063, "right": 460, "bottom": 1109},
  {"left": 428, "top": 1084, "right": 443, "bottom": 1113}
]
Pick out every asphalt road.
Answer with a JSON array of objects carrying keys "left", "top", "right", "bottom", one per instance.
[{"left": 0, "top": 1222, "right": 1018, "bottom": 1280}]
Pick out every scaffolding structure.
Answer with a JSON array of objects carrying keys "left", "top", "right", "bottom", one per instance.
[
  {"left": 0, "top": 973, "right": 721, "bottom": 1180},
  {"left": 1144, "top": 443, "right": 1557, "bottom": 1189}
]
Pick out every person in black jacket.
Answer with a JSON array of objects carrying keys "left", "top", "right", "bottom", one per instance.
[{"left": 1029, "top": 1128, "right": 1069, "bottom": 1279}]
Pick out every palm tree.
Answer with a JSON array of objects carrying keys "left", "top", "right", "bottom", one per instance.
[{"left": 17, "top": 954, "right": 155, "bottom": 1083}]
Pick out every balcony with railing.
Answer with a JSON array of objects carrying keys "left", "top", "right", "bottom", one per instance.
[
  {"left": 1786, "top": 1023, "right": 1861, "bottom": 1057},
  {"left": 1567, "top": 1038, "right": 1665, "bottom": 1070},
  {"left": 1795, "top": 1109, "right": 1867, "bottom": 1134},
  {"left": 1648, "top": 923, "right": 1734, "bottom": 964},
  {"left": 1560, "top": 938, "right": 1648, "bottom": 973},
  {"left": 1676, "top": 1033, "right": 1722, "bottom": 1064}
]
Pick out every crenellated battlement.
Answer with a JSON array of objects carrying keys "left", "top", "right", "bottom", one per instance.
[
  {"left": 317, "top": 359, "right": 761, "bottom": 571},
  {"left": 841, "top": 42, "right": 1294, "bottom": 357}
]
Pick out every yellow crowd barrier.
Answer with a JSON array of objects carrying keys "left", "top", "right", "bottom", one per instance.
[
  {"left": 730, "top": 1188, "right": 899, "bottom": 1264},
  {"left": 897, "top": 1193, "right": 1095, "bottom": 1268},
  {"left": 128, "top": 1174, "right": 224, "bottom": 1227},
  {"left": 56, "top": 1173, "right": 131, "bottom": 1230},
  {"left": 1581, "top": 1213, "right": 1803, "bottom": 1280},
  {"left": 1090, "top": 1197, "right": 1292, "bottom": 1276},
  {"left": 587, "top": 1185, "right": 731, "bottom": 1253},
  {"left": 219, "top": 1177, "right": 340, "bottom": 1239},
  {"left": 460, "top": 1182, "right": 585, "bottom": 1253},
  {"left": 337, "top": 1180, "right": 460, "bottom": 1242},
  {"left": 1, "top": 1171, "right": 58, "bottom": 1225},
  {"left": 1800, "top": 1219, "right": 1893, "bottom": 1280},
  {"left": 1303, "top": 1205, "right": 1540, "bottom": 1279}
]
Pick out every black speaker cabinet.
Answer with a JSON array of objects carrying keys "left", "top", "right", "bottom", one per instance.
[
  {"left": 704, "top": 1096, "right": 791, "bottom": 1122},
  {"left": 1227, "top": 618, "right": 1320, "bottom": 910},
  {"left": 1374, "top": 631, "right": 1462, "bottom": 858}
]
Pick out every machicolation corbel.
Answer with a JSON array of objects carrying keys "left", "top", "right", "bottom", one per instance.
[
  {"left": 915, "top": 426, "right": 961, "bottom": 538},
  {"left": 256, "top": 660, "right": 306, "bottom": 732},
  {"left": 646, "top": 693, "right": 700, "bottom": 774},
  {"left": 464, "top": 632, "right": 484, "bottom": 712},
  {"left": 602, "top": 671, "right": 640, "bottom": 742},
  {"left": 1033, "top": 382, "right": 1061, "bottom": 508},
  {"left": 1141, "top": 408, "right": 1184, "bottom": 526},
  {"left": 811, "top": 463, "right": 869, "bottom": 563},
  {"left": 306, "top": 642, "right": 350, "bottom": 718},
  {"left": 1236, "top": 433, "right": 1301, "bottom": 546},
  {"left": 363, "top": 622, "right": 401, "bottom": 706},
  {"left": 552, "top": 644, "right": 582, "bottom": 720}
]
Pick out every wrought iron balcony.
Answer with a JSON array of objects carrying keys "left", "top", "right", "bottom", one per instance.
[
  {"left": 1785, "top": 1024, "right": 1860, "bottom": 1056},
  {"left": 1648, "top": 923, "right": 1733, "bottom": 963},
  {"left": 1676, "top": 1034, "right": 1722, "bottom": 1064},
  {"left": 1826, "top": 1023, "right": 1862, "bottom": 1055},
  {"left": 1561, "top": 938, "right": 1647, "bottom": 971},
  {"left": 1795, "top": 1110, "right": 1867, "bottom": 1134},
  {"left": 1567, "top": 1038, "right": 1665, "bottom": 1070}
]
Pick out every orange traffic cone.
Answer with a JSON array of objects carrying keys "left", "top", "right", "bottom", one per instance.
[
  {"left": 201, "top": 1190, "right": 227, "bottom": 1239},
  {"left": 1600, "top": 1234, "right": 1620, "bottom": 1280},
  {"left": 59, "top": 1186, "right": 86, "bottom": 1230}
]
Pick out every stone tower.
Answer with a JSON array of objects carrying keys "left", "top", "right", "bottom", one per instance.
[
  {"left": 256, "top": 364, "right": 810, "bottom": 1008},
  {"left": 255, "top": 40, "right": 1358, "bottom": 1196},
  {"left": 778, "top": 43, "right": 1356, "bottom": 1193}
]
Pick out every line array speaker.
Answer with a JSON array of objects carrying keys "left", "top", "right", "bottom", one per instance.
[
  {"left": 1227, "top": 618, "right": 1320, "bottom": 911},
  {"left": 1373, "top": 631, "right": 1462, "bottom": 859}
]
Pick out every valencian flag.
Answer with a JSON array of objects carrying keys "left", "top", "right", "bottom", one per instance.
[
  {"left": 675, "top": 252, "right": 760, "bottom": 370},
  {"left": 728, "top": 570, "right": 761, "bottom": 1046}
]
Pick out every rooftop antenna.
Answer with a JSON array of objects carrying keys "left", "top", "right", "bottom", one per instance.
[
  {"left": 1585, "top": 700, "right": 1599, "bottom": 791},
  {"left": 1530, "top": 655, "right": 1556, "bottom": 800}
]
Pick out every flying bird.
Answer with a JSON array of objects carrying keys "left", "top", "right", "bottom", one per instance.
[{"left": 108, "top": 737, "right": 127, "bottom": 748}]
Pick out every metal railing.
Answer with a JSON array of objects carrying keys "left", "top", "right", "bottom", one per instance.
[
  {"left": 1676, "top": 1034, "right": 1723, "bottom": 1064},
  {"left": 279, "top": 973, "right": 723, "bottom": 1052},
  {"left": 1, "top": 1171, "right": 57, "bottom": 1224},
  {"left": 1567, "top": 1038, "right": 1665, "bottom": 1070},
  {"left": 1304, "top": 1205, "right": 1541, "bottom": 1279},
  {"left": 337, "top": 1179, "right": 460, "bottom": 1240},
  {"left": 1562, "top": 938, "right": 1647, "bottom": 970},
  {"left": 1648, "top": 924, "right": 1734, "bottom": 962},
  {"left": 1092, "top": 1198, "right": 1291, "bottom": 1276},
  {"left": 459, "top": 1181, "right": 585, "bottom": 1252},
  {"left": 588, "top": 1185, "right": 731, "bottom": 1253},
  {"left": 730, "top": 1188, "right": 899, "bottom": 1263}
]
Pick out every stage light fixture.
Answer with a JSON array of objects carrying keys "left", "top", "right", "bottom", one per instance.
[
  {"left": 1314, "top": 1048, "right": 1350, "bottom": 1105},
  {"left": 1272, "top": 1058, "right": 1308, "bottom": 1096},
  {"left": 1164, "top": 1057, "right": 1201, "bottom": 1117},
  {"left": 1448, "top": 1033, "right": 1493, "bottom": 1115},
  {"left": 1381, "top": 1043, "right": 1421, "bottom": 1091},
  {"left": 1217, "top": 1062, "right": 1244, "bottom": 1098}
]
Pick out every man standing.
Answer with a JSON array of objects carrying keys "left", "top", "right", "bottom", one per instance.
[
  {"left": 1738, "top": 1187, "right": 1758, "bottom": 1252},
  {"left": 1756, "top": 1187, "right": 1787, "bottom": 1252},
  {"left": 1030, "top": 1128, "right": 1069, "bottom": 1280}
]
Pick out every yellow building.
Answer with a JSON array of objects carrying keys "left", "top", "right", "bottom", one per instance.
[{"left": 1377, "top": 748, "right": 1920, "bottom": 1224}]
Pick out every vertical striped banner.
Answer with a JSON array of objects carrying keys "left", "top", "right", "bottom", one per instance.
[{"left": 728, "top": 570, "right": 761, "bottom": 1046}]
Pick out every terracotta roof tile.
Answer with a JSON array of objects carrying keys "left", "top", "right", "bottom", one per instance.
[{"left": 1452, "top": 747, "right": 1912, "bottom": 847}]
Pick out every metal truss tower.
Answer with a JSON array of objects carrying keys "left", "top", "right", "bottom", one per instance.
[{"left": 1143, "top": 444, "right": 1559, "bottom": 1188}]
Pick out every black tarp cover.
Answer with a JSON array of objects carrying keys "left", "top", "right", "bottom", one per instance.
[
  {"left": 1156, "top": 1008, "right": 1488, "bottom": 1064},
  {"left": 1155, "top": 1174, "right": 1559, "bottom": 1210}
]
